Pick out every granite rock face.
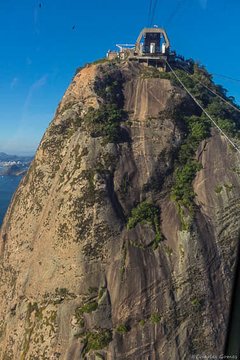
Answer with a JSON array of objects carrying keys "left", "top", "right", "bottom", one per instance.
[{"left": 0, "top": 61, "right": 239, "bottom": 360}]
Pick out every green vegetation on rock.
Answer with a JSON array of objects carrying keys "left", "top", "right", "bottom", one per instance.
[
  {"left": 21, "top": 302, "right": 57, "bottom": 359},
  {"left": 127, "top": 201, "right": 159, "bottom": 230},
  {"left": 85, "top": 104, "right": 127, "bottom": 143},
  {"left": 215, "top": 185, "right": 223, "bottom": 194},
  {"left": 224, "top": 183, "right": 234, "bottom": 192},
  {"left": 141, "top": 66, "right": 172, "bottom": 80},
  {"left": 74, "top": 300, "right": 98, "bottom": 331},
  {"left": 150, "top": 312, "right": 161, "bottom": 324},
  {"left": 84, "top": 64, "right": 129, "bottom": 144},
  {"left": 75, "top": 301, "right": 98, "bottom": 317},
  {"left": 127, "top": 201, "right": 163, "bottom": 249},
  {"left": 91, "top": 58, "right": 109, "bottom": 65},
  {"left": 95, "top": 353, "right": 105, "bottom": 360},
  {"left": 120, "top": 242, "right": 127, "bottom": 278},
  {"left": 191, "top": 297, "right": 202, "bottom": 309},
  {"left": 82, "top": 329, "right": 112, "bottom": 355},
  {"left": 116, "top": 324, "right": 130, "bottom": 334},
  {"left": 98, "top": 286, "right": 106, "bottom": 300},
  {"left": 170, "top": 63, "right": 240, "bottom": 228},
  {"left": 171, "top": 160, "right": 202, "bottom": 210},
  {"left": 53, "top": 287, "right": 76, "bottom": 304}
]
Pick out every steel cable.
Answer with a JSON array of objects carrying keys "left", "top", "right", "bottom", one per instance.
[{"left": 166, "top": 60, "right": 240, "bottom": 155}]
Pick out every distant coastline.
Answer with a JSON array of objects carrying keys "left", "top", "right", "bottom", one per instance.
[
  {"left": 0, "top": 152, "right": 33, "bottom": 224},
  {"left": 0, "top": 152, "right": 33, "bottom": 177}
]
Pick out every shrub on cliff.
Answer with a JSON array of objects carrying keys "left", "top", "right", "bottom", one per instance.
[
  {"left": 84, "top": 104, "right": 127, "bottom": 143},
  {"left": 127, "top": 201, "right": 163, "bottom": 248},
  {"left": 85, "top": 66, "right": 129, "bottom": 143},
  {"left": 171, "top": 63, "right": 240, "bottom": 223},
  {"left": 127, "top": 201, "right": 160, "bottom": 230}
]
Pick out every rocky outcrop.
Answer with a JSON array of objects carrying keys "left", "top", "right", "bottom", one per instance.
[{"left": 0, "top": 61, "right": 239, "bottom": 359}]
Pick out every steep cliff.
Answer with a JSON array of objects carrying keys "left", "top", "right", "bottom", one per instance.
[{"left": 0, "top": 60, "right": 240, "bottom": 360}]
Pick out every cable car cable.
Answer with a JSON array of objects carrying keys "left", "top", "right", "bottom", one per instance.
[
  {"left": 150, "top": 0, "right": 159, "bottom": 26},
  {"left": 169, "top": 60, "right": 240, "bottom": 359},
  {"left": 166, "top": 60, "right": 240, "bottom": 155},
  {"left": 147, "top": 0, "right": 153, "bottom": 27},
  {"left": 177, "top": 64, "right": 240, "bottom": 114},
  {"left": 165, "top": 0, "right": 189, "bottom": 27},
  {"left": 212, "top": 73, "right": 240, "bottom": 83}
]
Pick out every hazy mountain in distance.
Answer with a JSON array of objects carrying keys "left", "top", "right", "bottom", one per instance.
[{"left": 0, "top": 152, "right": 33, "bottom": 163}]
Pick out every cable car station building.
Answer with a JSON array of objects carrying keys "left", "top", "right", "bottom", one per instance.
[{"left": 107, "top": 27, "right": 176, "bottom": 70}]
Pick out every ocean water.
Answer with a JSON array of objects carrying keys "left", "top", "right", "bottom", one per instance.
[{"left": 0, "top": 176, "right": 22, "bottom": 226}]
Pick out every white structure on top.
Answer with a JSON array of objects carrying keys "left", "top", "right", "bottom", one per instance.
[{"left": 107, "top": 26, "right": 171, "bottom": 65}]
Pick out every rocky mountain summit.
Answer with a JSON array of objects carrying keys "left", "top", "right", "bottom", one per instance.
[{"left": 0, "top": 60, "right": 240, "bottom": 359}]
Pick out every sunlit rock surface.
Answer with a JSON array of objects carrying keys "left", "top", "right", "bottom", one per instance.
[{"left": 0, "top": 61, "right": 239, "bottom": 359}]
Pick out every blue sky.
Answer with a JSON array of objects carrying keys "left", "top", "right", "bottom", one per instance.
[{"left": 0, "top": 0, "right": 239, "bottom": 155}]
